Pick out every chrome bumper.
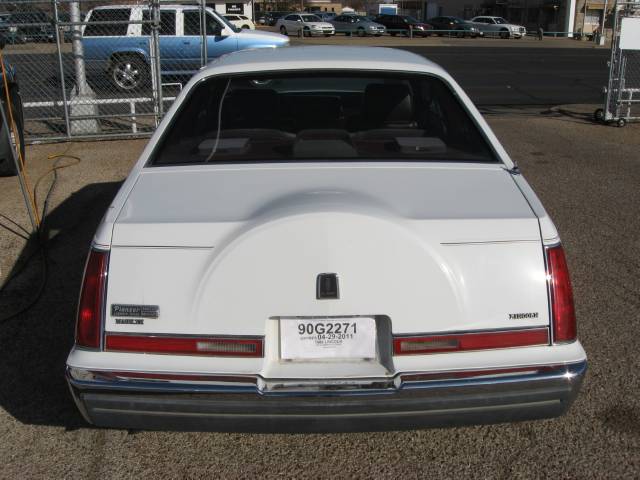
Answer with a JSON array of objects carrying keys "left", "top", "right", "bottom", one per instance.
[{"left": 67, "top": 361, "right": 586, "bottom": 432}]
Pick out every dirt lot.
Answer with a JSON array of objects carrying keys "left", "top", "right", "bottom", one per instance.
[{"left": 0, "top": 106, "right": 639, "bottom": 478}]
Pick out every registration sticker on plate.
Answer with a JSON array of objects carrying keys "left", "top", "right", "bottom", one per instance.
[{"left": 280, "top": 317, "right": 377, "bottom": 360}]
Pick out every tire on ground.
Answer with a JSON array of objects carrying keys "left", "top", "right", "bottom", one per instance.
[{"left": 0, "top": 87, "right": 25, "bottom": 177}]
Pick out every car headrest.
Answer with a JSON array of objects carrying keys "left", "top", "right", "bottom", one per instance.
[
  {"left": 285, "top": 95, "right": 343, "bottom": 130},
  {"left": 363, "top": 83, "right": 414, "bottom": 127},
  {"left": 221, "top": 89, "right": 278, "bottom": 129}
]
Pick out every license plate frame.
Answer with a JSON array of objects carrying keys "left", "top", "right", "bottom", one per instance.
[{"left": 280, "top": 317, "right": 377, "bottom": 361}]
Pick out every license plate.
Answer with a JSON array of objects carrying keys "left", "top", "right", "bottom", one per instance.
[{"left": 280, "top": 317, "right": 376, "bottom": 360}]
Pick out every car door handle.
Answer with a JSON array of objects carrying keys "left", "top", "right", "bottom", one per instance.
[{"left": 183, "top": 41, "right": 190, "bottom": 45}]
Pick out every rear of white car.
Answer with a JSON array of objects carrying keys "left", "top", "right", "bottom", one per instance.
[{"left": 66, "top": 47, "right": 586, "bottom": 432}]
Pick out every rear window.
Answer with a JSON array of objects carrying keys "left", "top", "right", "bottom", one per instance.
[
  {"left": 149, "top": 72, "right": 497, "bottom": 166},
  {"left": 84, "top": 9, "right": 130, "bottom": 36}
]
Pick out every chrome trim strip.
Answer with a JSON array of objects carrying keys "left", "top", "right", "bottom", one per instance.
[
  {"left": 67, "top": 361, "right": 586, "bottom": 396},
  {"left": 393, "top": 325, "right": 549, "bottom": 339},
  {"left": 104, "top": 332, "right": 264, "bottom": 340}
]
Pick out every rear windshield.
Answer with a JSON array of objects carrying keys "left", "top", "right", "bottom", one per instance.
[{"left": 149, "top": 72, "right": 497, "bottom": 166}]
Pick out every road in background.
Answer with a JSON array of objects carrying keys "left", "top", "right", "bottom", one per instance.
[{"left": 401, "top": 47, "right": 609, "bottom": 105}]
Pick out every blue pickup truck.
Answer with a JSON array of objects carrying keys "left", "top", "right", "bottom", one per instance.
[{"left": 82, "top": 5, "right": 289, "bottom": 91}]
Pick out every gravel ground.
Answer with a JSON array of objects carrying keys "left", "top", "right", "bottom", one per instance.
[{"left": 0, "top": 106, "right": 639, "bottom": 478}]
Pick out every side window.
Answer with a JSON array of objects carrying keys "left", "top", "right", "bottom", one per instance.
[
  {"left": 183, "top": 11, "right": 200, "bottom": 35},
  {"left": 184, "top": 11, "right": 223, "bottom": 35},
  {"left": 285, "top": 15, "right": 296, "bottom": 21},
  {"left": 141, "top": 10, "right": 176, "bottom": 35},
  {"left": 206, "top": 13, "right": 223, "bottom": 35},
  {"left": 84, "top": 8, "right": 131, "bottom": 36}
]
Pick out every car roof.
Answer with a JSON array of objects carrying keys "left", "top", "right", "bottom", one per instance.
[{"left": 202, "top": 46, "right": 447, "bottom": 77}]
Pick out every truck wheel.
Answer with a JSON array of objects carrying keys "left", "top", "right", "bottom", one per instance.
[
  {"left": 111, "top": 55, "right": 148, "bottom": 92},
  {"left": 0, "top": 88, "right": 25, "bottom": 177},
  {"left": 357, "top": 27, "right": 365, "bottom": 37},
  {"left": 280, "top": 26, "right": 287, "bottom": 35}
]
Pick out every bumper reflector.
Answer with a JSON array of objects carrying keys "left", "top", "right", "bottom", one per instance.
[
  {"left": 105, "top": 334, "right": 264, "bottom": 357},
  {"left": 393, "top": 328, "right": 549, "bottom": 355}
]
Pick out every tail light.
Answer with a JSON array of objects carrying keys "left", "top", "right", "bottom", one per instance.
[
  {"left": 394, "top": 327, "right": 549, "bottom": 355},
  {"left": 105, "top": 334, "right": 264, "bottom": 357},
  {"left": 546, "top": 244, "right": 577, "bottom": 343},
  {"left": 76, "top": 248, "right": 109, "bottom": 349}
]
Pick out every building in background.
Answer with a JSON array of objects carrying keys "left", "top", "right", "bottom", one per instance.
[
  {"left": 207, "top": 1, "right": 254, "bottom": 19},
  {"left": 383, "top": 1, "right": 578, "bottom": 34},
  {"left": 573, "top": 0, "right": 614, "bottom": 35}
]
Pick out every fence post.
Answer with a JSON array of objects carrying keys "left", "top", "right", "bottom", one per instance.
[
  {"left": 52, "top": 0, "right": 71, "bottom": 138},
  {"left": 68, "top": 0, "right": 99, "bottom": 134},
  {"left": 200, "top": 0, "right": 208, "bottom": 67},
  {"left": 150, "top": 0, "right": 163, "bottom": 122}
]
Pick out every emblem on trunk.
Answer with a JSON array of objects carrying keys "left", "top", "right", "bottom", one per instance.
[
  {"left": 111, "top": 304, "right": 159, "bottom": 318},
  {"left": 317, "top": 273, "right": 339, "bottom": 300}
]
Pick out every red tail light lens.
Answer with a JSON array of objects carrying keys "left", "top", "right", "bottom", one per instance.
[
  {"left": 394, "top": 328, "right": 549, "bottom": 355},
  {"left": 105, "top": 334, "right": 264, "bottom": 357},
  {"left": 546, "top": 244, "right": 577, "bottom": 343},
  {"left": 76, "top": 249, "right": 109, "bottom": 349}
]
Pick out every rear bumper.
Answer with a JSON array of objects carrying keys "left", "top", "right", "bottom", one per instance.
[{"left": 67, "top": 360, "right": 586, "bottom": 432}]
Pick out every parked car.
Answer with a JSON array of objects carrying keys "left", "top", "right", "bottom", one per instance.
[
  {"left": 66, "top": 45, "right": 586, "bottom": 432},
  {"left": 276, "top": 14, "right": 335, "bottom": 37},
  {"left": 224, "top": 14, "right": 255, "bottom": 30},
  {"left": 470, "top": 16, "right": 526, "bottom": 39},
  {"left": 0, "top": 36, "right": 25, "bottom": 177},
  {"left": 82, "top": 5, "right": 289, "bottom": 91},
  {"left": 313, "top": 12, "right": 337, "bottom": 22},
  {"left": 427, "top": 16, "right": 481, "bottom": 37},
  {"left": 373, "top": 14, "right": 433, "bottom": 37},
  {"left": 330, "top": 14, "right": 386, "bottom": 36},
  {"left": 265, "top": 11, "right": 288, "bottom": 26},
  {"left": 4, "top": 11, "right": 53, "bottom": 43}
]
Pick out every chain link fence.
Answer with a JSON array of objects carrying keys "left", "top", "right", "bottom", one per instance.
[
  {"left": 600, "top": 1, "right": 640, "bottom": 126},
  {"left": 0, "top": 0, "right": 226, "bottom": 142}
]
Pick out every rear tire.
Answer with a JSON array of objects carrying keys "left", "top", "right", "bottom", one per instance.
[
  {"left": 0, "top": 88, "right": 25, "bottom": 177},
  {"left": 110, "top": 54, "right": 148, "bottom": 92},
  {"left": 280, "top": 26, "right": 287, "bottom": 35}
]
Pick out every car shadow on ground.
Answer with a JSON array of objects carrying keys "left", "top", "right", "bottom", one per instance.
[{"left": 0, "top": 181, "right": 121, "bottom": 428}]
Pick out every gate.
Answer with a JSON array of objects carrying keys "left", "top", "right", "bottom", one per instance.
[
  {"left": 597, "top": 1, "right": 640, "bottom": 126},
  {"left": 0, "top": 0, "right": 214, "bottom": 142}
]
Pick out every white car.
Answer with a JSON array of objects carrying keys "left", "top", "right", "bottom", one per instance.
[
  {"left": 224, "top": 14, "right": 255, "bottom": 30},
  {"left": 276, "top": 13, "right": 335, "bottom": 37},
  {"left": 66, "top": 46, "right": 586, "bottom": 432},
  {"left": 471, "top": 16, "right": 526, "bottom": 38}
]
